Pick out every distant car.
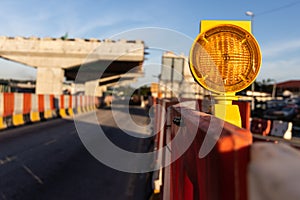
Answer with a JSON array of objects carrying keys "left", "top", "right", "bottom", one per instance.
[
  {"left": 266, "top": 99, "right": 286, "bottom": 110},
  {"left": 286, "top": 97, "right": 300, "bottom": 106},
  {"left": 263, "top": 104, "right": 298, "bottom": 121}
]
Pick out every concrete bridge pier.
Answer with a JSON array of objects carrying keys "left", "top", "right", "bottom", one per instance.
[{"left": 36, "top": 67, "right": 64, "bottom": 95}]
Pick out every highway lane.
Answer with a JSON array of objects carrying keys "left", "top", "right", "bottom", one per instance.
[{"left": 0, "top": 105, "right": 154, "bottom": 200}]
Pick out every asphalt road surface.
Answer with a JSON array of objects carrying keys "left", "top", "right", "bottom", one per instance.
[{"left": 0, "top": 105, "right": 154, "bottom": 200}]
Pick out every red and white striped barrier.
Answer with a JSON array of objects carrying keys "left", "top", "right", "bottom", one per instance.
[{"left": 0, "top": 93, "right": 97, "bottom": 130}]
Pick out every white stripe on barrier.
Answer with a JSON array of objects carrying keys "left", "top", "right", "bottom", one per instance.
[
  {"left": 14, "top": 93, "right": 24, "bottom": 114},
  {"left": 0, "top": 93, "right": 3, "bottom": 116},
  {"left": 44, "top": 94, "right": 53, "bottom": 119},
  {"left": 81, "top": 96, "right": 86, "bottom": 111},
  {"left": 76, "top": 96, "right": 82, "bottom": 113},
  {"left": 72, "top": 96, "right": 76, "bottom": 109},
  {"left": 44, "top": 95, "right": 50, "bottom": 110},
  {"left": 31, "top": 94, "right": 39, "bottom": 112},
  {"left": 30, "top": 94, "right": 40, "bottom": 122},
  {"left": 13, "top": 93, "right": 24, "bottom": 126},
  {"left": 64, "top": 95, "right": 69, "bottom": 109}
]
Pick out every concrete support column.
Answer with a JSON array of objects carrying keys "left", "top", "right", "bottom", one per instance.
[
  {"left": 85, "top": 80, "right": 97, "bottom": 96},
  {"left": 36, "top": 68, "right": 64, "bottom": 95},
  {"left": 85, "top": 80, "right": 105, "bottom": 97}
]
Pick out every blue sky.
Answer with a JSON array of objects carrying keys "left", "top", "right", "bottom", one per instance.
[{"left": 1, "top": 0, "right": 300, "bottom": 84}]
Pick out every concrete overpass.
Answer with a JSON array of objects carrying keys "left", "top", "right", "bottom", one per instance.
[{"left": 0, "top": 36, "right": 145, "bottom": 95}]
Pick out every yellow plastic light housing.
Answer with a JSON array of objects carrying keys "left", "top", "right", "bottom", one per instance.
[{"left": 189, "top": 24, "right": 261, "bottom": 93}]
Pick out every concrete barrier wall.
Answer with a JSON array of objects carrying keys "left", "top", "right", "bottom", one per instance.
[{"left": 0, "top": 92, "right": 97, "bottom": 130}]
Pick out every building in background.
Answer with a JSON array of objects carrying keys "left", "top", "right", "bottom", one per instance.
[
  {"left": 276, "top": 80, "right": 300, "bottom": 97},
  {"left": 0, "top": 79, "right": 35, "bottom": 93},
  {"left": 157, "top": 51, "right": 205, "bottom": 99}
]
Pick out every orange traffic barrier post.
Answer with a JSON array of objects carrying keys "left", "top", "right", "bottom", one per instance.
[{"left": 23, "top": 93, "right": 31, "bottom": 123}]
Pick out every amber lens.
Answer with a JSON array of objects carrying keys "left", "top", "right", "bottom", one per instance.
[{"left": 189, "top": 24, "right": 261, "bottom": 93}]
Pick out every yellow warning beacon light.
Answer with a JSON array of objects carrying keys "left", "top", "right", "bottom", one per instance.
[{"left": 189, "top": 20, "right": 262, "bottom": 127}]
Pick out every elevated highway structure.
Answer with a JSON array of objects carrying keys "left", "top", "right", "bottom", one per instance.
[{"left": 0, "top": 36, "right": 145, "bottom": 95}]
